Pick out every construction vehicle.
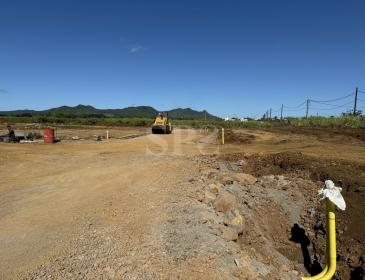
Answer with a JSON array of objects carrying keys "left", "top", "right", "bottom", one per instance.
[{"left": 152, "top": 113, "right": 172, "bottom": 134}]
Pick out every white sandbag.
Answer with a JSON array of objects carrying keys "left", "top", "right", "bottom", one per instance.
[{"left": 318, "top": 180, "right": 346, "bottom": 211}]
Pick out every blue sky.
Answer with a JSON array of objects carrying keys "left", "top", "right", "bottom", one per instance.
[{"left": 1, "top": 0, "right": 365, "bottom": 118}]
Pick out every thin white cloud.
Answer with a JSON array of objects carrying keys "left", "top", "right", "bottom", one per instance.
[
  {"left": 130, "top": 46, "right": 146, "bottom": 53},
  {"left": 118, "top": 36, "right": 147, "bottom": 53}
]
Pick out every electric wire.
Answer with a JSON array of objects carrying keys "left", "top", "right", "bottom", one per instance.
[
  {"left": 310, "top": 92, "right": 355, "bottom": 103},
  {"left": 310, "top": 100, "right": 354, "bottom": 109},
  {"left": 310, "top": 107, "right": 353, "bottom": 111},
  {"left": 283, "top": 100, "right": 307, "bottom": 109},
  {"left": 266, "top": 88, "right": 364, "bottom": 117},
  {"left": 282, "top": 107, "right": 306, "bottom": 112}
]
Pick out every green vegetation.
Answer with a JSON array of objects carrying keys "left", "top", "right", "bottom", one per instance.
[
  {"left": 4, "top": 104, "right": 362, "bottom": 129},
  {"left": 284, "top": 115, "right": 365, "bottom": 127},
  {"left": 26, "top": 132, "right": 43, "bottom": 140},
  {"left": 0, "top": 115, "right": 364, "bottom": 128},
  {"left": 222, "top": 115, "right": 365, "bottom": 128}
]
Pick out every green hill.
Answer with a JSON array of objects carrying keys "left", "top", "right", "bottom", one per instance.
[{"left": 0, "top": 105, "right": 219, "bottom": 120}]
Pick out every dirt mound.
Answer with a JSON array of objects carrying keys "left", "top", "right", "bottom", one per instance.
[
  {"left": 193, "top": 156, "right": 306, "bottom": 279},
  {"left": 226, "top": 152, "right": 365, "bottom": 191},
  {"left": 266, "top": 126, "right": 365, "bottom": 143},
  {"left": 224, "top": 129, "right": 256, "bottom": 144}
]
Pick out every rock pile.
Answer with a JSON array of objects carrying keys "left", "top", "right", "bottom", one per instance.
[{"left": 191, "top": 155, "right": 322, "bottom": 279}]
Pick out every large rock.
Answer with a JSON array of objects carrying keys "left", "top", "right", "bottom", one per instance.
[
  {"left": 234, "top": 173, "right": 257, "bottom": 185},
  {"left": 223, "top": 208, "right": 244, "bottom": 234},
  {"left": 213, "top": 191, "right": 238, "bottom": 213},
  {"left": 224, "top": 208, "right": 243, "bottom": 227}
]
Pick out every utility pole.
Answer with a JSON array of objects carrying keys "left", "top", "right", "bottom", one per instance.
[
  {"left": 266, "top": 110, "right": 269, "bottom": 120},
  {"left": 353, "top": 87, "right": 358, "bottom": 115},
  {"left": 269, "top": 108, "right": 272, "bottom": 119},
  {"left": 280, "top": 104, "right": 283, "bottom": 120},
  {"left": 306, "top": 99, "right": 310, "bottom": 119}
]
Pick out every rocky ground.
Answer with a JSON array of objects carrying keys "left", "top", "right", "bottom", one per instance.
[
  {"left": 22, "top": 154, "right": 314, "bottom": 280},
  {"left": 193, "top": 155, "right": 323, "bottom": 279}
]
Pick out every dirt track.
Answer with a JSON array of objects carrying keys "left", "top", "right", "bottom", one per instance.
[
  {"left": 0, "top": 127, "right": 364, "bottom": 279},
  {"left": 0, "top": 129, "right": 224, "bottom": 279}
]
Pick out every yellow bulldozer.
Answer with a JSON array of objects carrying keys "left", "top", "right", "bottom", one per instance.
[{"left": 152, "top": 113, "right": 172, "bottom": 134}]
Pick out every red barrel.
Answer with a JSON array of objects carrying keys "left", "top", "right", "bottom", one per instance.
[{"left": 44, "top": 128, "right": 55, "bottom": 143}]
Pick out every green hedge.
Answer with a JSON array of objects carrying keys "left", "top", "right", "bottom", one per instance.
[{"left": 0, "top": 115, "right": 364, "bottom": 128}]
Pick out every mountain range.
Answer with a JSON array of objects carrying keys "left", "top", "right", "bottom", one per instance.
[{"left": 0, "top": 105, "right": 219, "bottom": 120}]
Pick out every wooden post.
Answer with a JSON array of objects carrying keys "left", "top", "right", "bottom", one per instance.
[
  {"left": 306, "top": 99, "right": 310, "bottom": 119},
  {"left": 354, "top": 87, "right": 358, "bottom": 115}
]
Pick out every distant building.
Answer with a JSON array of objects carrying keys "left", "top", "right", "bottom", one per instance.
[
  {"left": 224, "top": 117, "right": 240, "bottom": 121},
  {"left": 224, "top": 117, "right": 249, "bottom": 122}
]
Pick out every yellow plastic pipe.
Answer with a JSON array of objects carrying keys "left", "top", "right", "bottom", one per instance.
[
  {"left": 221, "top": 128, "right": 225, "bottom": 145},
  {"left": 302, "top": 199, "right": 336, "bottom": 280},
  {"left": 320, "top": 199, "right": 337, "bottom": 280},
  {"left": 302, "top": 266, "right": 328, "bottom": 280}
]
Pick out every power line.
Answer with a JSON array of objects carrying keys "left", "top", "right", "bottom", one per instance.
[
  {"left": 283, "top": 100, "right": 307, "bottom": 109},
  {"left": 270, "top": 88, "right": 364, "bottom": 119},
  {"left": 310, "top": 100, "right": 354, "bottom": 109},
  {"left": 282, "top": 107, "right": 306, "bottom": 112},
  {"left": 311, "top": 106, "right": 353, "bottom": 111},
  {"left": 310, "top": 92, "right": 355, "bottom": 103}
]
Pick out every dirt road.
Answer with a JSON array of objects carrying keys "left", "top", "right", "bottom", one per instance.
[
  {"left": 0, "top": 127, "right": 363, "bottom": 279},
  {"left": 0, "top": 129, "right": 228, "bottom": 279}
]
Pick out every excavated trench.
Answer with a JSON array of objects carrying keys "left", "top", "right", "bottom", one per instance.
[{"left": 219, "top": 151, "right": 365, "bottom": 279}]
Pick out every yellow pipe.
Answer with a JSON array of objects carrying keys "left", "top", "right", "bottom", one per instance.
[
  {"left": 221, "top": 128, "right": 225, "bottom": 145},
  {"left": 319, "top": 199, "right": 336, "bottom": 280},
  {"left": 302, "top": 266, "right": 328, "bottom": 280},
  {"left": 302, "top": 199, "right": 336, "bottom": 280}
]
